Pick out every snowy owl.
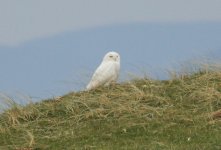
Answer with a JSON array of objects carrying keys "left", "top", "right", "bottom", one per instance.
[{"left": 86, "top": 51, "right": 120, "bottom": 90}]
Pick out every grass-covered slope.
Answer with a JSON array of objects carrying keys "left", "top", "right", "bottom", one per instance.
[{"left": 0, "top": 71, "right": 221, "bottom": 149}]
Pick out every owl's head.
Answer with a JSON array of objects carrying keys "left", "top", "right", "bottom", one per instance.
[{"left": 103, "top": 51, "right": 120, "bottom": 62}]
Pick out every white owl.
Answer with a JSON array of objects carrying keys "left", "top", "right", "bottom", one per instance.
[{"left": 86, "top": 51, "right": 120, "bottom": 90}]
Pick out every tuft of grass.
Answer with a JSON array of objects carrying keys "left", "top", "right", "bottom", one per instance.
[{"left": 0, "top": 69, "right": 221, "bottom": 149}]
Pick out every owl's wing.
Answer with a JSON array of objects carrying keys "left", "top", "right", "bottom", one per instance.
[{"left": 86, "top": 62, "right": 117, "bottom": 90}]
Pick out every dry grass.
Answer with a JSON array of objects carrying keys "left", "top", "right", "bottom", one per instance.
[{"left": 0, "top": 68, "right": 221, "bottom": 149}]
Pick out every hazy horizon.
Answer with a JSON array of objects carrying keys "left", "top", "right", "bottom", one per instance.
[{"left": 1, "top": 22, "right": 221, "bottom": 105}]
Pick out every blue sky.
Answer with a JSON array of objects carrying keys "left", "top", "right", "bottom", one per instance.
[
  {"left": 0, "top": 1, "right": 221, "bottom": 104},
  {"left": 1, "top": 0, "right": 221, "bottom": 46}
]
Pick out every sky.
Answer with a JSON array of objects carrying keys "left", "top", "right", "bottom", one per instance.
[
  {"left": 1, "top": 0, "right": 221, "bottom": 46},
  {"left": 0, "top": 1, "right": 221, "bottom": 105}
]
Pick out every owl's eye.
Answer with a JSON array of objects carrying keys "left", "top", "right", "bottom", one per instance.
[{"left": 109, "top": 55, "right": 113, "bottom": 58}]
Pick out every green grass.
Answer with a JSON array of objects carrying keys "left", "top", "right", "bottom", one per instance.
[{"left": 0, "top": 70, "right": 221, "bottom": 149}]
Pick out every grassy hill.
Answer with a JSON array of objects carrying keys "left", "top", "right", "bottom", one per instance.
[{"left": 0, "top": 69, "right": 221, "bottom": 149}]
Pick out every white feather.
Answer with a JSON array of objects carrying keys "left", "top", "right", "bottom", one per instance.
[{"left": 86, "top": 51, "right": 120, "bottom": 90}]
